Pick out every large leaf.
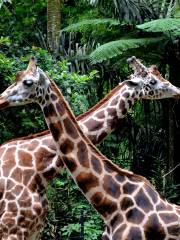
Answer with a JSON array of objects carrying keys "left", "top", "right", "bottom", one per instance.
[
  {"left": 137, "top": 18, "right": 180, "bottom": 32},
  {"left": 89, "top": 38, "right": 163, "bottom": 64},
  {"left": 61, "top": 18, "right": 120, "bottom": 33}
]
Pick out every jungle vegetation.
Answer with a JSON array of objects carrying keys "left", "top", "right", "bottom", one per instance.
[{"left": 0, "top": 0, "right": 180, "bottom": 239}]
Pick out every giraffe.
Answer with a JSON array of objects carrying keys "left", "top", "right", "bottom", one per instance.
[
  {"left": 0, "top": 57, "right": 179, "bottom": 240},
  {"left": 0, "top": 57, "right": 160, "bottom": 240}
]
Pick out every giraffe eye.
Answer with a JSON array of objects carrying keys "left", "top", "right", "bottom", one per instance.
[
  {"left": 149, "top": 78, "right": 157, "bottom": 85},
  {"left": 23, "top": 79, "right": 34, "bottom": 87}
]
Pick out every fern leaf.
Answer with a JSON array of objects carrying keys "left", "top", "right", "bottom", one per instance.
[
  {"left": 89, "top": 38, "right": 163, "bottom": 64},
  {"left": 137, "top": 18, "right": 180, "bottom": 33},
  {"left": 61, "top": 18, "right": 120, "bottom": 33}
]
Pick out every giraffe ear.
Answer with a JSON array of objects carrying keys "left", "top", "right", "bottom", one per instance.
[{"left": 26, "top": 57, "right": 37, "bottom": 73}]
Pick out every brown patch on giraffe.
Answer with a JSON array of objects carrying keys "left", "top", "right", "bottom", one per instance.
[
  {"left": 107, "top": 107, "right": 117, "bottom": 117},
  {"left": 63, "top": 117, "right": 79, "bottom": 139},
  {"left": 56, "top": 100, "right": 66, "bottom": 116},
  {"left": 103, "top": 175, "right": 121, "bottom": 198},
  {"left": 35, "top": 174, "right": 44, "bottom": 193},
  {"left": 18, "top": 188, "right": 32, "bottom": 207},
  {"left": 35, "top": 147, "right": 56, "bottom": 171},
  {"left": 93, "top": 197, "right": 118, "bottom": 218},
  {"left": 10, "top": 167, "right": 23, "bottom": 183},
  {"left": 112, "top": 224, "right": 126, "bottom": 240},
  {"left": 119, "top": 99, "right": 125, "bottom": 111},
  {"left": 156, "top": 201, "right": 169, "bottom": 211},
  {"left": 18, "top": 150, "right": 33, "bottom": 167},
  {"left": 107, "top": 116, "right": 118, "bottom": 131},
  {"left": 126, "top": 208, "right": 144, "bottom": 224},
  {"left": 128, "top": 227, "right": 142, "bottom": 239},
  {"left": 104, "top": 159, "right": 121, "bottom": 173},
  {"left": 115, "top": 174, "right": 126, "bottom": 183},
  {"left": 33, "top": 203, "right": 42, "bottom": 215},
  {"left": 97, "top": 132, "right": 108, "bottom": 143},
  {"left": 17, "top": 216, "right": 30, "bottom": 228},
  {"left": 96, "top": 110, "right": 105, "bottom": 119},
  {"left": 56, "top": 157, "right": 64, "bottom": 168},
  {"left": 49, "top": 121, "right": 63, "bottom": 142},
  {"left": 23, "top": 169, "right": 34, "bottom": 186},
  {"left": 5, "top": 191, "right": 16, "bottom": 200},
  {"left": 2, "top": 147, "right": 16, "bottom": 177},
  {"left": 110, "top": 213, "right": 123, "bottom": 232},
  {"left": 2, "top": 218, "right": 15, "bottom": 228},
  {"left": 123, "top": 92, "right": 130, "bottom": 98},
  {"left": 159, "top": 212, "right": 179, "bottom": 224},
  {"left": 0, "top": 178, "right": 5, "bottom": 199},
  {"left": 120, "top": 197, "right": 134, "bottom": 211},
  {"left": 91, "top": 192, "right": 104, "bottom": 206},
  {"left": 144, "top": 213, "right": 166, "bottom": 240},
  {"left": 60, "top": 138, "right": 74, "bottom": 154},
  {"left": 84, "top": 118, "right": 104, "bottom": 132},
  {"left": 27, "top": 139, "right": 39, "bottom": 151},
  {"left": 47, "top": 103, "right": 57, "bottom": 117},
  {"left": 91, "top": 154, "right": 102, "bottom": 174},
  {"left": 134, "top": 188, "right": 154, "bottom": 213},
  {"left": 11, "top": 185, "right": 23, "bottom": 196},
  {"left": 8, "top": 201, "right": 18, "bottom": 213},
  {"left": 42, "top": 167, "right": 57, "bottom": 180},
  {"left": 77, "top": 140, "right": 89, "bottom": 168},
  {"left": 6, "top": 179, "right": 15, "bottom": 190},
  {"left": 0, "top": 200, "right": 5, "bottom": 217},
  {"left": 62, "top": 156, "right": 77, "bottom": 172},
  {"left": 122, "top": 181, "right": 138, "bottom": 194},
  {"left": 20, "top": 209, "right": 36, "bottom": 220},
  {"left": 110, "top": 95, "right": 119, "bottom": 106},
  {"left": 50, "top": 93, "right": 58, "bottom": 101},
  {"left": 145, "top": 184, "right": 158, "bottom": 204},
  {"left": 76, "top": 172, "right": 99, "bottom": 194},
  {"left": 167, "top": 224, "right": 180, "bottom": 236}
]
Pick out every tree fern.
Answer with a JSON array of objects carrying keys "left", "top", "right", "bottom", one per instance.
[
  {"left": 61, "top": 18, "right": 120, "bottom": 33},
  {"left": 137, "top": 18, "right": 180, "bottom": 33},
  {"left": 89, "top": 38, "right": 163, "bottom": 64}
]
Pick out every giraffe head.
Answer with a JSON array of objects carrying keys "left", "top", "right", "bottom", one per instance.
[
  {"left": 125, "top": 56, "right": 180, "bottom": 99},
  {"left": 0, "top": 57, "right": 51, "bottom": 109}
]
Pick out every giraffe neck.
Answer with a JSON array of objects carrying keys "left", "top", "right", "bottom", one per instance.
[
  {"left": 41, "top": 80, "right": 136, "bottom": 221},
  {"left": 79, "top": 83, "right": 138, "bottom": 143}
]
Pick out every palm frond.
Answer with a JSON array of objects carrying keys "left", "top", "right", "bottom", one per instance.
[
  {"left": 61, "top": 18, "right": 120, "bottom": 33},
  {"left": 89, "top": 38, "right": 163, "bottom": 64},
  {"left": 137, "top": 18, "right": 180, "bottom": 33}
]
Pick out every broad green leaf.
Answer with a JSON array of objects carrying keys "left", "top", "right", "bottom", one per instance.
[
  {"left": 137, "top": 18, "right": 180, "bottom": 32},
  {"left": 90, "top": 38, "right": 163, "bottom": 64}
]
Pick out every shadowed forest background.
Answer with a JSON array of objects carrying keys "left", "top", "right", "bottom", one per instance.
[{"left": 0, "top": 0, "right": 180, "bottom": 239}]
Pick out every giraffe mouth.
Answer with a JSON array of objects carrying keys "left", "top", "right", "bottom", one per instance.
[{"left": 0, "top": 96, "right": 9, "bottom": 109}]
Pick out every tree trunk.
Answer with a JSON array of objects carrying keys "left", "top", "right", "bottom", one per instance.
[{"left": 47, "top": 0, "right": 61, "bottom": 55}]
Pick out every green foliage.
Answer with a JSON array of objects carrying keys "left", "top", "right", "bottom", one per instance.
[
  {"left": 89, "top": 37, "right": 163, "bottom": 64},
  {"left": 137, "top": 18, "right": 180, "bottom": 33},
  {"left": 62, "top": 18, "right": 120, "bottom": 33}
]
